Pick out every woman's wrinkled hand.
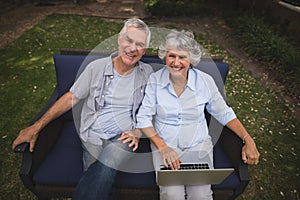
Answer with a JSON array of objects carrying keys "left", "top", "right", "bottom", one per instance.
[
  {"left": 242, "top": 136, "right": 260, "bottom": 165},
  {"left": 159, "top": 145, "right": 181, "bottom": 170},
  {"left": 118, "top": 129, "right": 141, "bottom": 152}
]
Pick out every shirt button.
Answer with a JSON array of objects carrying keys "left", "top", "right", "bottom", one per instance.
[
  {"left": 110, "top": 75, "right": 114, "bottom": 79},
  {"left": 102, "top": 95, "right": 105, "bottom": 98},
  {"left": 178, "top": 113, "right": 182, "bottom": 119}
]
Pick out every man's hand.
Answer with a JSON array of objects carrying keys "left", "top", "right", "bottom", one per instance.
[
  {"left": 242, "top": 136, "right": 260, "bottom": 165},
  {"left": 118, "top": 130, "right": 141, "bottom": 152},
  {"left": 12, "top": 92, "right": 78, "bottom": 153},
  {"left": 159, "top": 146, "right": 181, "bottom": 170},
  {"left": 12, "top": 125, "right": 40, "bottom": 152}
]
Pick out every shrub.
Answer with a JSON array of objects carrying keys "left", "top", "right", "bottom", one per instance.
[
  {"left": 229, "top": 13, "right": 300, "bottom": 73},
  {"left": 144, "top": 0, "right": 211, "bottom": 17}
]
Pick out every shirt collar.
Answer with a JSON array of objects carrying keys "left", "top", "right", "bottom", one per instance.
[
  {"left": 104, "top": 51, "right": 142, "bottom": 76},
  {"left": 160, "top": 67, "right": 196, "bottom": 91},
  {"left": 103, "top": 52, "right": 116, "bottom": 76}
]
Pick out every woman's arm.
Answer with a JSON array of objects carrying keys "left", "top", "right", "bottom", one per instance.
[
  {"left": 226, "top": 118, "right": 260, "bottom": 165},
  {"left": 141, "top": 127, "right": 181, "bottom": 169}
]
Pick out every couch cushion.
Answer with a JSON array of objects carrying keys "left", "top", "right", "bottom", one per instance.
[
  {"left": 114, "top": 138, "right": 157, "bottom": 189},
  {"left": 53, "top": 54, "right": 102, "bottom": 119},
  {"left": 115, "top": 171, "right": 158, "bottom": 189},
  {"left": 53, "top": 54, "right": 102, "bottom": 98},
  {"left": 33, "top": 121, "right": 83, "bottom": 186}
]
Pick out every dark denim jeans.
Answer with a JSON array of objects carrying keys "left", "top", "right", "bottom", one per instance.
[
  {"left": 72, "top": 160, "right": 117, "bottom": 199},
  {"left": 73, "top": 135, "right": 133, "bottom": 200}
]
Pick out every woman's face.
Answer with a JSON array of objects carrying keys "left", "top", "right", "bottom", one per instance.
[{"left": 165, "top": 49, "right": 191, "bottom": 79}]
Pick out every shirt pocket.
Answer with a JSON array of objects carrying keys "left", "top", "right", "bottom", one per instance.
[{"left": 86, "top": 94, "right": 96, "bottom": 111}]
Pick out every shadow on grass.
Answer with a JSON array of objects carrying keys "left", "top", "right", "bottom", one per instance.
[{"left": 0, "top": 14, "right": 299, "bottom": 200}]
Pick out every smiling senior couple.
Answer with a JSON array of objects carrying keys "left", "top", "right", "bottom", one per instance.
[{"left": 12, "top": 18, "right": 260, "bottom": 200}]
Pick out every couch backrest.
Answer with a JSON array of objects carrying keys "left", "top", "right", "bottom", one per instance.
[
  {"left": 53, "top": 54, "right": 229, "bottom": 99},
  {"left": 54, "top": 54, "right": 229, "bottom": 122}
]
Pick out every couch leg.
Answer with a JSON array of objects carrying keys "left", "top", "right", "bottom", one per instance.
[{"left": 213, "top": 189, "right": 235, "bottom": 200}]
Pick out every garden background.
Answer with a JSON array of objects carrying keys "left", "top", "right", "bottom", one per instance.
[{"left": 0, "top": 0, "right": 299, "bottom": 199}]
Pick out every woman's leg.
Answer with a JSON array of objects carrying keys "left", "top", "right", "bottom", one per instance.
[
  {"left": 185, "top": 138, "right": 214, "bottom": 200},
  {"left": 186, "top": 185, "right": 213, "bottom": 200},
  {"left": 160, "top": 185, "right": 186, "bottom": 200}
]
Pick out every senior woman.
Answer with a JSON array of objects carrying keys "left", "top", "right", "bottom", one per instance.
[{"left": 136, "top": 30, "right": 260, "bottom": 200}]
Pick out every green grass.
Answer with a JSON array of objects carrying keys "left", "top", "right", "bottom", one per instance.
[
  {"left": 225, "top": 57, "right": 299, "bottom": 199},
  {"left": 194, "top": 33, "right": 299, "bottom": 199},
  {"left": 0, "top": 14, "right": 121, "bottom": 200},
  {"left": 0, "top": 14, "right": 299, "bottom": 200},
  {"left": 226, "top": 12, "right": 300, "bottom": 81}
]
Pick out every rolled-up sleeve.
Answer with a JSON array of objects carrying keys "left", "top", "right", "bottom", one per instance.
[
  {"left": 204, "top": 75, "right": 236, "bottom": 125},
  {"left": 70, "top": 65, "right": 92, "bottom": 100}
]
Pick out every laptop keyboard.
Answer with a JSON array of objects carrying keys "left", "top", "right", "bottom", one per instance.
[{"left": 160, "top": 163, "right": 210, "bottom": 170}]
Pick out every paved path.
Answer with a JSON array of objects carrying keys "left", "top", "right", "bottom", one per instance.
[{"left": 0, "top": 0, "right": 144, "bottom": 48}]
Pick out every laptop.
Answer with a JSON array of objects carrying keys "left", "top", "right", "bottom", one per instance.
[{"left": 157, "top": 163, "right": 234, "bottom": 186}]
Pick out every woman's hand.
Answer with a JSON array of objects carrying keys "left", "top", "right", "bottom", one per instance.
[
  {"left": 118, "top": 129, "right": 141, "bottom": 152},
  {"left": 140, "top": 127, "right": 181, "bottom": 169},
  {"left": 242, "top": 136, "right": 260, "bottom": 165},
  {"left": 226, "top": 118, "right": 260, "bottom": 165},
  {"left": 159, "top": 145, "right": 182, "bottom": 170}
]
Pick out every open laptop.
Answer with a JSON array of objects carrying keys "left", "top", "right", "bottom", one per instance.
[{"left": 157, "top": 163, "right": 234, "bottom": 186}]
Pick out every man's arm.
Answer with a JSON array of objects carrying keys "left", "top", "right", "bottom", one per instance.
[
  {"left": 226, "top": 118, "right": 260, "bottom": 165},
  {"left": 12, "top": 91, "right": 79, "bottom": 152}
]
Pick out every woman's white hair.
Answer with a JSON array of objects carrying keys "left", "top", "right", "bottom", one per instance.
[
  {"left": 158, "top": 30, "right": 202, "bottom": 66},
  {"left": 119, "top": 18, "right": 151, "bottom": 48}
]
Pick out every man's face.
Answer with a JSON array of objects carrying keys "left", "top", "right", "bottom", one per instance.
[{"left": 118, "top": 26, "right": 147, "bottom": 68}]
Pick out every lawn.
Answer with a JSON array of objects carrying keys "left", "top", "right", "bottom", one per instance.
[{"left": 0, "top": 14, "right": 299, "bottom": 200}]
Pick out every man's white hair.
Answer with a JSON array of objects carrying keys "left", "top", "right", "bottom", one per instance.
[{"left": 119, "top": 18, "right": 151, "bottom": 48}]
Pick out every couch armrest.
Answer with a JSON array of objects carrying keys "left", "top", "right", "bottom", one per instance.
[
  {"left": 220, "top": 126, "right": 249, "bottom": 178},
  {"left": 219, "top": 126, "right": 249, "bottom": 198},
  {"left": 16, "top": 118, "right": 65, "bottom": 197},
  {"left": 13, "top": 86, "right": 59, "bottom": 154},
  {"left": 13, "top": 86, "right": 66, "bottom": 194},
  {"left": 14, "top": 143, "right": 29, "bottom": 153}
]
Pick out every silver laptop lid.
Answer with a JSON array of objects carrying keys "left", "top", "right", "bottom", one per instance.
[{"left": 157, "top": 163, "right": 234, "bottom": 186}]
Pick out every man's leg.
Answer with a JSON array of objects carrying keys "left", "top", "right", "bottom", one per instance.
[
  {"left": 98, "top": 135, "right": 134, "bottom": 170},
  {"left": 72, "top": 160, "right": 117, "bottom": 200},
  {"left": 73, "top": 135, "right": 133, "bottom": 200}
]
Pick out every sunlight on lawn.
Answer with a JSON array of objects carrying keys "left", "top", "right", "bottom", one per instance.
[{"left": 0, "top": 14, "right": 298, "bottom": 200}]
